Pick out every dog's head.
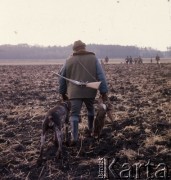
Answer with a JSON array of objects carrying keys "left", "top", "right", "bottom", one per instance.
[{"left": 46, "top": 112, "right": 61, "bottom": 128}]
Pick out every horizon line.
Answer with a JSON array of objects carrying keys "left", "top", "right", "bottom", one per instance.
[{"left": 0, "top": 43, "right": 166, "bottom": 51}]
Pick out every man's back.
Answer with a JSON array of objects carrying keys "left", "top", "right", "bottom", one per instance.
[
  {"left": 65, "top": 50, "right": 97, "bottom": 99},
  {"left": 58, "top": 40, "right": 108, "bottom": 144}
]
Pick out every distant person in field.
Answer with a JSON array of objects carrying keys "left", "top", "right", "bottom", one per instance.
[
  {"left": 100, "top": 59, "right": 105, "bottom": 71},
  {"left": 129, "top": 56, "right": 133, "bottom": 64},
  {"left": 138, "top": 56, "right": 143, "bottom": 64},
  {"left": 125, "top": 56, "right": 129, "bottom": 64},
  {"left": 134, "top": 57, "right": 138, "bottom": 64},
  {"left": 155, "top": 54, "right": 160, "bottom": 64},
  {"left": 150, "top": 58, "right": 153, "bottom": 63},
  {"left": 105, "top": 56, "right": 109, "bottom": 63},
  {"left": 59, "top": 40, "right": 109, "bottom": 145}
]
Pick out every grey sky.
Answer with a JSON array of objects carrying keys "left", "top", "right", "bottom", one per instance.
[{"left": 0, "top": 0, "right": 171, "bottom": 50}]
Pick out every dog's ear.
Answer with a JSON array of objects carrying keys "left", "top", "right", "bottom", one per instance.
[{"left": 42, "top": 116, "right": 49, "bottom": 133}]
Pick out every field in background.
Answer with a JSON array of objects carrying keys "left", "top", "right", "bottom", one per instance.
[
  {"left": 0, "top": 59, "right": 64, "bottom": 65},
  {"left": 0, "top": 58, "right": 171, "bottom": 65},
  {"left": 0, "top": 63, "right": 171, "bottom": 179}
]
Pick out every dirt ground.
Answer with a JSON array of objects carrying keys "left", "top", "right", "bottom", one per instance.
[{"left": 0, "top": 63, "right": 171, "bottom": 180}]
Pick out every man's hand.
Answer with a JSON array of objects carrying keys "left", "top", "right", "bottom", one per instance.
[{"left": 61, "top": 94, "right": 69, "bottom": 101}]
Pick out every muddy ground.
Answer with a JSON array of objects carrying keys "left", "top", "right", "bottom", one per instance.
[{"left": 0, "top": 63, "right": 171, "bottom": 180}]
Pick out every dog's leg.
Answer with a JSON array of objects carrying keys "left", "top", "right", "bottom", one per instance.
[
  {"left": 38, "top": 117, "right": 49, "bottom": 159},
  {"left": 64, "top": 123, "right": 70, "bottom": 146},
  {"left": 39, "top": 133, "right": 45, "bottom": 158},
  {"left": 55, "top": 127, "right": 62, "bottom": 159},
  {"left": 65, "top": 115, "right": 69, "bottom": 145},
  {"left": 37, "top": 132, "right": 46, "bottom": 165}
]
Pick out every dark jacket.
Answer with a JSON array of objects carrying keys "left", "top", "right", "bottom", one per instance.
[{"left": 59, "top": 50, "right": 108, "bottom": 99}]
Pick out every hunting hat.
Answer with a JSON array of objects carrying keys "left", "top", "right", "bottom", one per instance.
[{"left": 73, "top": 40, "right": 86, "bottom": 51}]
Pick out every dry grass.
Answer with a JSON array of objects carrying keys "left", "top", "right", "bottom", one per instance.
[{"left": 0, "top": 62, "right": 171, "bottom": 179}]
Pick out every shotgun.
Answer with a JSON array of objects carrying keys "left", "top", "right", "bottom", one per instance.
[{"left": 52, "top": 71, "right": 101, "bottom": 90}]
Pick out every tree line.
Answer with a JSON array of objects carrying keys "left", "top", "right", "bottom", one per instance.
[{"left": 0, "top": 44, "right": 167, "bottom": 59}]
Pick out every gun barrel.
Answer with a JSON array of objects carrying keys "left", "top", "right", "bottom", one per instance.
[{"left": 52, "top": 72, "right": 80, "bottom": 84}]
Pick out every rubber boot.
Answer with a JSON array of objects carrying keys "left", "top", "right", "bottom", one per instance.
[{"left": 70, "top": 116, "right": 79, "bottom": 145}]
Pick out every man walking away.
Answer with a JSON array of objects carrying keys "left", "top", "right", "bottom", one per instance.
[{"left": 59, "top": 40, "right": 108, "bottom": 145}]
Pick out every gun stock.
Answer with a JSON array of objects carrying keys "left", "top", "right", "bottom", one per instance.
[{"left": 86, "top": 82, "right": 101, "bottom": 90}]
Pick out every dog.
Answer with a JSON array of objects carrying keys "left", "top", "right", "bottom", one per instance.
[{"left": 37, "top": 101, "right": 71, "bottom": 163}]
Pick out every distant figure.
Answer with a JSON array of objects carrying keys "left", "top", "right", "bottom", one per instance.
[
  {"left": 105, "top": 56, "right": 109, "bottom": 63},
  {"left": 129, "top": 56, "right": 133, "bottom": 64},
  {"left": 134, "top": 57, "right": 138, "bottom": 64},
  {"left": 100, "top": 59, "right": 105, "bottom": 71},
  {"left": 155, "top": 54, "right": 160, "bottom": 64},
  {"left": 138, "top": 56, "right": 143, "bottom": 64},
  {"left": 125, "top": 56, "right": 129, "bottom": 64},
  {"left": 150, "top": 58, "right": 153, "bottom": 63}
]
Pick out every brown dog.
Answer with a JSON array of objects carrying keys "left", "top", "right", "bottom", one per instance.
[{"left": 38, "top": 101, "right": 71, "bottom": 162}]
